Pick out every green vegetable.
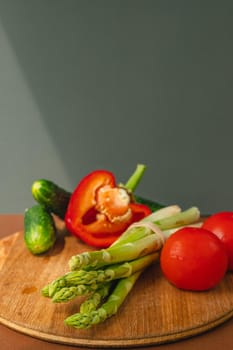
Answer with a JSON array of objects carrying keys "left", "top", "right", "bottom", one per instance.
[
  {"left": 64, "top": 271, "right": 142, "bottom": 329},
  {"left": 114, "top": 206, "right": 200, "bottom": 246},
  {"left": 24, "top": 204, "right": 56, "bottom": 255},
  {"left": 44, "top": 252, "right": 159, "bottom": 302},
  {"left": 41, "top": 205, "right": 201, "bottom": 328},
  {"left": 41, "top": 281, "right": 99, "bottom": 299},
  {"left": 50, "top": 282, "right": 106, "bottom": 304},
  {"left": 79, "top": 282, "right": 113, "bottom": 313},
  {"left": 69, "top": 234, "right": 160, "bottom": 271},
  {"left": 111, "top": 205, "right": 181, "bottom": 248},
  {"left": 31, "top": 179, "right": 70, "bottom": 219}
]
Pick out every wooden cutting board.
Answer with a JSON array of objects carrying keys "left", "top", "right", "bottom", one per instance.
[{"left": 1, "top": 222, "right": 233, "bottom": 348}]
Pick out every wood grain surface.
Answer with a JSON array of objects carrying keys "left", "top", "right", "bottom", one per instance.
[{"left": 1, "top": 223, "right": 233, "bottom": 348}]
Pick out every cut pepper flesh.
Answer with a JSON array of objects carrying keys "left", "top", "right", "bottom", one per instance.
[
  {"left": 65, "top": 169, "right": 151, "bottom": 247},
  {"left": 96, "top": 185, "right": 132, "bottom": 223}
]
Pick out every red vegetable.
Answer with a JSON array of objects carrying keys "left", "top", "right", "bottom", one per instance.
[
  {"left": 202, "top": 212, "right": 233, "bottom": 271},
  {"left": 160, "top": 227, "right": 228, "bottom": 291},
  {"left": 65, "top": 170, "right": 151, "bottom": 248}
]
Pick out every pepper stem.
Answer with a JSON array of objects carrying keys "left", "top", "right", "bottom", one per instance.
[{"left": 124, "top": 164, "right": 146, "bottom": 192}]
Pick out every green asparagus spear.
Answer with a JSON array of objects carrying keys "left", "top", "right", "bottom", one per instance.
[
  {"left": 112, "top": 206, "right": 200, "bottom": 246},
  {"left": 110, "top": 206, "right": 180, "bottom": 249},
  {"left": 41, "top": 279, "right": 101, "bottom": 299},
  {"left": 76, "top": 209, "right": 180, "bottom": 316},
  {"left": 51, "top": 252, "right": 159, "bottom": 302},
  {"left": 79, "top": 282, "right": 113, "bottom": 313},
  {"left": 41, "top": 203, "right": 201, "bottom": 329},
  {"left": 69, "top": 234, "right": 160, "bottom": 271},
  {"left": 64, "top": 270, "right": 142, "bottom": 329},
  {"left": 42, "top": 271, "right": 102, "bottom": 298},
  {"left": 51, "top": 283, "right": 102, "bottom": 303},
  {"left": 68, "top": 206, "right": 200, "bottom": 271},
  {"left": 41, "top": 284, "right": 50, "bottom": 297}
]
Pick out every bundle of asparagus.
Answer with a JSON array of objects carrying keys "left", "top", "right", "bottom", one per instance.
[{"left": 41, "top": 205, "right": 201, "bottom": 329}]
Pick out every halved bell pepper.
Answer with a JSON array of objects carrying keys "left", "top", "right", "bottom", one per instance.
[{"left": 65, "top": 169, "right": 151, "bottom": 248}]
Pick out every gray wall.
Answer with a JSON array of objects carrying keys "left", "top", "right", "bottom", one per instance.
[{"left": 0, "top": 0, "right": 232, "bottom": 214}]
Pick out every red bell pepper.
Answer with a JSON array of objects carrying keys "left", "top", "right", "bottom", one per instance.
[{"left": 65, "top": 169, "right": 151, "bottom": 248}]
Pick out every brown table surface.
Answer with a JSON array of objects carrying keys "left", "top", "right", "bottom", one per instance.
[{"left": 1, "top": 214, "right": 233, "bottom": 350}]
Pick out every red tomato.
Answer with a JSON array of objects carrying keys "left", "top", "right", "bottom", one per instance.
[
  {"left": 202, "top": 212, "right": 233, "bottom": 271},
  {"left": 160, "top": 227, "right": 228, "bottom": 291}
]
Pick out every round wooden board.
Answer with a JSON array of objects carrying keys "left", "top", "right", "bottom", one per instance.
[{"left": 1, "top": 226, "right": 233, "bottom": 348}]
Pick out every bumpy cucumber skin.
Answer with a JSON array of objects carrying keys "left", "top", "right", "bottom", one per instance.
[
  {"left": 134, "top": 195, "right": 164, "bottom": 212},
  {"left": 31, "top": 179, "right": 71, "bottom": 219},
  {"left": 24, "top": 205, "right": 56, "bottom": 255}
]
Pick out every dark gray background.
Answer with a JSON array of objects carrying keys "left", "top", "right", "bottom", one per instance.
[{"left": 0, "top": 0, "right": 232, "bottom": 214}]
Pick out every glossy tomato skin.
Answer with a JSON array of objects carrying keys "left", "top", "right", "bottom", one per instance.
[
  {"left": 160, "top": 227, "right": 228, "bottom": 291},
  {"left": 202, "top": 212, "right": 233, "bottom": 271}
]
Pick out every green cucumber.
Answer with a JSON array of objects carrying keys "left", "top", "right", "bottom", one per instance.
[
  {"left": 31, "top": 179, "right": 71, "bottom": 219},
  {"left": 24, "top": 205, "right": 56, "bottom": 255},
  {"left": 134, "top": 195, "right": 164, "bottom": 212}
]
